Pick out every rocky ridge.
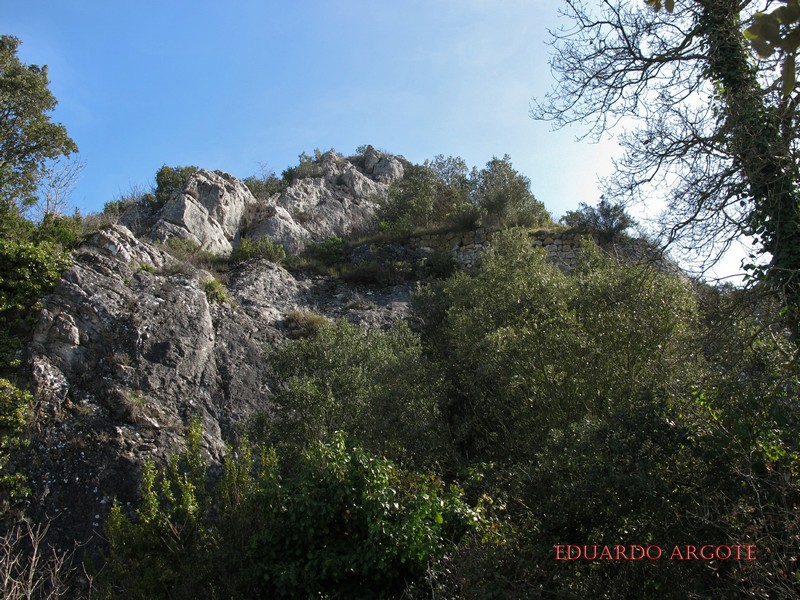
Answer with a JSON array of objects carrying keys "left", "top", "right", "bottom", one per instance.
[{"left": 20, "top": 148, "right": 411, "bottom": 549}]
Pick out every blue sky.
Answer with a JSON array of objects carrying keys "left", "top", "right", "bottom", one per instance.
[{"left": 6, "top": 0, "right": 622, "bottom": 220}]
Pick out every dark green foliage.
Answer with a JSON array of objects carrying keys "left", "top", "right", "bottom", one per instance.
[
  {"left": 266, "top": 320, "right": 445, "bottom": 468},
  {"left": 422, "top": 248, "right": 458, "bottom": 279},
  {"left": 230, "top": 235, "right": 286, "bottom": 264},
  {"left": 103, "top": 429, "right": 480, "bottom": 599},
  {"left": 281, "top": 150, "right": 324, "bottom": 184},
  {"left": 379, "top": 154, "right": 550, "bottom": 237},
  {"left": 242, "top": 172, "right": 285, "bottom": 198},
  {"left": 413, "top": 229, "right": 696, "bottom": 463},
  {"left": 102, "top": 197, "right": 138, "bottom": 218},
  {"left": 100, "top": 225, "right": 800, "bottom": 597},
  {"left": 0, "top": 237, "right": 70, "bottom": 368},
  {"left": 472, "top": 155, "right": 551, "bottom": 227},
  {"left": 379, "top": 162, "right": 451, "bottom": 236},
  {"left": 0, "top": 46, "right": 77, "bottom": 515},
  {"left": 0, "top": 378, "right": 31, "bottom": 516},
  {"left": 304, "top": 235, "right": 349, "bottom": 266},
  {"left": 103, "top": 421, "right": 213, "bottom": 599},
  {"left": 561, "top": 197, "right": 636, "bottom": 242},
  {"left": 153, "top": 165, "right": 198, "bottom": 209},
  {"left": 0, "top": 36, "right": 77, "bottom": 212},
  {"left": 242, "top": 164, "right": 285, "bottom": 199},
  {"left": 34, "top": 212, "right": 84, "bottom": 250}
]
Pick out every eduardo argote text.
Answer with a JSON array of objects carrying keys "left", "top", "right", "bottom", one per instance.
[{"left": 554, "top": 544, "right": 757, "bottom": 561}]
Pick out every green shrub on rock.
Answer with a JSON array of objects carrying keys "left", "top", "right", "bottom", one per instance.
[
  {"left": 230, "top": 236, "right": 286, "bottom": 264},
  {"left": 103, "top": 429, "right": 482, "bottom": 599}
]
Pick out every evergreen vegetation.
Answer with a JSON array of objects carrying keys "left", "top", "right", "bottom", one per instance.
[
  {"left": 1, "top": 19, "right": 799, "bottom": 599},
  {"left": 103, "top": 230, "right": 799, "bottom": 598},
  {"left": 378, "top": 154, "right": 551, "bottom": 236}
]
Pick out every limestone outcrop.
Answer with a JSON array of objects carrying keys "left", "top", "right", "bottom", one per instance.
[
  {"left": 150, "top": 169, "right": 255, "bottom": 254},
  {"left": 148, "top": 148, "right": 405, "bottom": 256},
  {"left": 23, "top": 223, "right": 413, "bottom": 549}
]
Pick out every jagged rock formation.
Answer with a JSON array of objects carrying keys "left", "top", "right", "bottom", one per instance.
[
  {"left": 24, "top": 225, "right": 413, "bottom": 549},
  {"left": 19, "top": 148, "right": 411, "bottom": 549},
  {"left": 149, "top": 149, "right": 405, "bottom": 255}
]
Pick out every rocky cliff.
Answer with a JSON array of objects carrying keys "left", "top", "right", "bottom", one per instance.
[
  {"left": 19, "top": 148, "right": 412, "bottom": 549},
  {"left": 17, "top": 146, "right": 681, "bottom": 553}
]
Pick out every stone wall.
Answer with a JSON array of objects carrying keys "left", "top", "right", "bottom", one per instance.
[
  {"left": 409, "top": 228, "right": 590, "bottom": 271},
  {"left": 408, "top": 227, "right": 684, "bottom": 277}
]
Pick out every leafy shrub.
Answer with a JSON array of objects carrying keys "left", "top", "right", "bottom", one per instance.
[
  {"left": 230, "top": 236, "right": 286, "bottom": 264},
  {"left": 0, "top": 378, "right": 30, "bottom": 516},
  {"left": 280, "top": 150, "right": 324, "bottom": 185},
  {"left": 162, "top": 237, "right": 217, "bottom": 269},
  {"left": 266, "top": 319, "right": 444, "bottom": 467},
  {"left": 472, "top": 155, "right": 551, "bottom": 228},
  {"left": 303, "top": 236, "right": 349, "bottom": 266},
  {"left": 103, "top": 428, "right": 481, "bottom": 599},
  {"left": 0, "top": 239, "right": 70, "bottom": 368},
  {"left": 153, "top": 165, "right": 198, "bottom": 209},
  {"left": 200, "top": 277, "right": 233, "bottom": 306},
  {"left": 379, "top": 154, "right": 550, "bottom": 236},
  {"left": 379, "top": 162, "right": 460, "bottom": 236},
  {"left": 412, "top": 228, "right": 697, "bottom": 463},
  {"left": 34, "top": 212, "right": 84, "bottom": 249},
  {"left": 243, "top": 174, "right": 284, "bottom": 199},
  {"left": 561, "top": 197, "right": 636, "bottom": 242},
  {"left": 103, "top": 421, "right": 211, "bottom": 599},
  {"left": 243, "top": 164, "right": 285, "bottom": 199},
  {"left": 422, "top": 248, "right": 458, "bottom": 279},
  {"left": 102, "top": 196, "right": 138, "bottom": 218}
]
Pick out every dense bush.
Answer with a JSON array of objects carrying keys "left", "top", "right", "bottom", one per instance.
[
  {"left": 561, "top": 197, "right": 636, "bottom": 242},
  {"left": 303, "top": 235, "right": 349, "bottom": 266},
  {"left": 103, "top": 428, "right": 481, "bottom": 599},
  {"left": 379, "top": 154, "right": 551, "bottom": 236},
  {"left": 265, "top": 319, "right": 445, "bottom": 468},
  {"left": 280, "top": 150, "right": 325, "bottom": 184},
  {"left": 242, "top": 165, "right": 285, "bottom": 199},
  {"left": 96, "top": 222, "right": 800, "bottom": 597},
  {"left": 153, "top": 165, "right": 198, "bottom": 209},
  {"left": 472, "top": 155, "right": 551, "bottom": 227},
  {"left": 229, "top": 235, "right": 286, "bottom": 264},
  {"left": 200, "top": 277, "right": 233, "bottom": 306},
  {"left": 413, "top": 229, "right": 697, "bottom": 463},
  {"left": 0, "top": 379, "right": 31, "bottom": 517},
  {"left": 0, "top": 238, "right": 71, "bottom": 369}
]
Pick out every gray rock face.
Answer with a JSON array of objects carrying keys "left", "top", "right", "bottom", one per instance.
[
  {"left": 147, "top": 149, "right": 406, "bottom": 256},
  {"left": 151, "top": 169, "right": 256, "bottom": 254},
  {"left": 23, "top": 223, "right": 413, "bottom": 549}
]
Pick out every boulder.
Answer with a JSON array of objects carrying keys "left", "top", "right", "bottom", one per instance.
[{"left": 151, "top": 169, "right": 257, "bottom": 254}]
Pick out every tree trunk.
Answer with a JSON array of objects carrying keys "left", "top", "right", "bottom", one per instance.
[{"left": 699, "top": 0, "right": 800, "bottom": 343}]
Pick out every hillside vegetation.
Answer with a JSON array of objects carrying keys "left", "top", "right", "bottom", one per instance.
[{"left": 1, "top": 31, "right": 799, "bottom": 600}]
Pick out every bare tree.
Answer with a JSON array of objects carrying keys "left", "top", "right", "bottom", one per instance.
[
  {"left": 31, "top": 155, "right": 84, "bottom": 222},
  {"left": 532, "top": 0, "right": 800, "bottom": 341},
  {"left": 0, "top": 521, "right": 91, "bottom": 599}
]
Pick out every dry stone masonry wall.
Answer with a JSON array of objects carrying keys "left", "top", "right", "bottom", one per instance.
[
  {"left": 410, "top": 228, "right": 589, "bottom": 271},
  {"left": 410, "top": 227, "right": 684, "bottom": 276}
]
